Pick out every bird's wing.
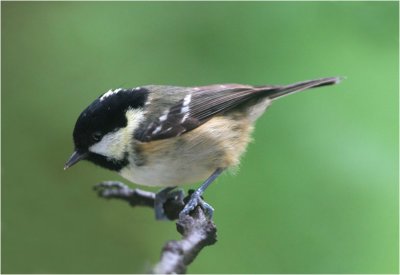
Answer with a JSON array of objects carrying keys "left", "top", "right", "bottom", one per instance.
[
  {"left": 134, "top": 84, "right": 271, "bottom": 142},
  {"left": 134, "top": 77, "right": 341, "bottom": 142}
]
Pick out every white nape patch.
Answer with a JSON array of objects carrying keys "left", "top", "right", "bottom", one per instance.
[
  {"left": 134, "top": 86, "right": 142, "bottom": 91},
  {"left": 152, "top": 125, "right": 162, "bottom": 135},
  {"left": 183, "top": 94, "right": 192, "bottom": 106},
  {"left": 89, "top": 108, "right": 144, "bottom": 159},
  {"left": 159, "top": 110, "right": 169, "bottom": 122},
  {"left": 100, "top": 88, "right": 123, "bottom": 101}
]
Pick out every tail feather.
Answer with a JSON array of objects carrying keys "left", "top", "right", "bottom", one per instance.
[{"left": 261, "top": 76, "right": 343, "bottom": 100}]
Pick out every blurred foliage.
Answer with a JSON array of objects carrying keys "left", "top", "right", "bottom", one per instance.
[{"left": 1, "top": 2, "right": 398, "bottom": 274}]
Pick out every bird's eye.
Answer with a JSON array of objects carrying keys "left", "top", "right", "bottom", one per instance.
[{"left": 92, "top": 132, "right": 102, "bottom": 142}]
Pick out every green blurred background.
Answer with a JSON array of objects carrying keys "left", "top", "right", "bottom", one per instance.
[{"left": 2, "top": 2, "right": 398, "bottom": 274}]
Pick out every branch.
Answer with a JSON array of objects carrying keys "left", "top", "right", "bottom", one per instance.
[
  {"left": 94, "top": 182, "right": 218, "bottom": 274},
  {"left": 152, "top": 207, "right": 217, "bottom": 274}
]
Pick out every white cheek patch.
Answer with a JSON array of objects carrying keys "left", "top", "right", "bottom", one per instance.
[
  {"left": 89, "top": 108, "right": 144, "bottom": 160},
  {"left": 89, "top": 131, "right": 124, "bottom": 158}
]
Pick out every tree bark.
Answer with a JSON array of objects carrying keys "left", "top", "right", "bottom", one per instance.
[{"left": 94, "top": 182, "right": 217, "bottom": 274}]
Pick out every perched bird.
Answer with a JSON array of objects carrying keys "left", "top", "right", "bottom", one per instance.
[{"left": 65, "top": 77, "right": 342, "bottom": 219}]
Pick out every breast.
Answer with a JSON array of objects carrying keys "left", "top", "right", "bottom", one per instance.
[{"left": 120, "top": 115, "right": 254, "bottom": 187}]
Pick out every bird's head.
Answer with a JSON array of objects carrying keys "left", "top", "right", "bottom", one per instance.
[{"left": 64, "top": 87, "right": 148, "bottom": 171}]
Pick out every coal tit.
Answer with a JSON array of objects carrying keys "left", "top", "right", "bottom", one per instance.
[{"left": 65, "top": 77, "right": 342, "bottom": 219}]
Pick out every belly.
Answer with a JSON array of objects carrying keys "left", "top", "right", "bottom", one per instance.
[
  {"left": 119, "top": 159, "right": 215, "bottom": 187},
  {"left": 119, "top": 115, "right": 254, "bottom": 187}
]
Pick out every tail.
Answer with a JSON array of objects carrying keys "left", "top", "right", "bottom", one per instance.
[{"left": 260, "top": 76, "right": 344, "bottom": 100}]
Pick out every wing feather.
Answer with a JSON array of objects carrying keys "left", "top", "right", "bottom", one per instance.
[
  {"left": 134, "top": 77, "right": 341, "bottom": 142},
  {"left": 134, "top": 84, "right": 266, "bottom": 142}
]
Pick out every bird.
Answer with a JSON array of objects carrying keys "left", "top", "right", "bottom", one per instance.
[{"left": 65, "top": 77, "right": 342, "bottom": 219}]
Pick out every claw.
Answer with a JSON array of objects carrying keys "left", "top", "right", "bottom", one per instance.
[
  {"left": 155, "top": 187, "right": 184, "bottom": 220},
  {"left": 179, "top": 191, "right": 214, "bottom": 220}
]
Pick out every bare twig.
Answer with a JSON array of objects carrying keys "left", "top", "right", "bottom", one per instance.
[
  {"left": 94, "top": 182, "right": 218, "bottom": 274},
  {"left": 152, "top": 207, "right": 217, "bottom": 274},
  {"left": 94, "top": 181, "right": 155, "bottom": 206}
]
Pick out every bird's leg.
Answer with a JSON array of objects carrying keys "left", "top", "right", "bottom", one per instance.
[
  {"left": 179, "top": 168, "right": 225, "bottom": 220},
  {"left": 155, "top": 187, "right": 185, "bottom": 220}
]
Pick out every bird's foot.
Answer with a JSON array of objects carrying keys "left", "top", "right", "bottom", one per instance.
[
  {"left": 93, "top": 181, "right": 134, "bottom": 198},
  {"left": 155, "top": 187, "right": 185, "bottom": 220},
  {"left": 179, "top": 190, "right": 214, "bottom": 220}
]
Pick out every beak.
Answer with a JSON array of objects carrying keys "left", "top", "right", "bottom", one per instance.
[{"left": 64, "top": 150, "right": 88, "bottom": 170}]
